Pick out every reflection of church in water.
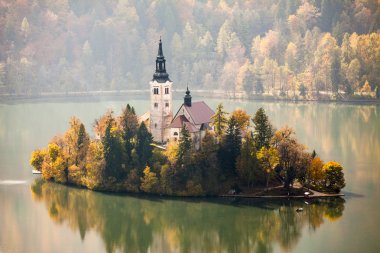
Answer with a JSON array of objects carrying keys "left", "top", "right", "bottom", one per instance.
[{"left": 140, "top": 39, "right": 214, "bottom": 148}]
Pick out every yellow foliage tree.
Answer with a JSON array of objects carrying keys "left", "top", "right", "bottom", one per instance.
[
  {"left": 164, "top": 141, "right": 179, "bottom": 166},
  {"left": 257, "top": 147, "right": 280, "bottom": 190},
  {"left": 140, "top": 166, "right": 158, "bottom": 193},
  {"left": 231, "top": 109, "right": 250, "bottom": 131},
  {"left": 361, "top": 80, "right": 371, "bottom": 93},
  {"left": 30, "top": 149, "right": 47, "bottom": 171}
]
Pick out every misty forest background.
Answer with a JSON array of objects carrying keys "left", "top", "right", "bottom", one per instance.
[{"left": 0, "top": 0, "right": 379, "bottom": 97}]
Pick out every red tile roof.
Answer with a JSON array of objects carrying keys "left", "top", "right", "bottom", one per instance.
[
  {"left": 184, "top": 101, "right": 214, "bottom": 125},
  {"left": 168, "top": 115, "right": 188, "bottom": 128},
  {"left": 184, "top": 122, "right": 198, "bottom": 133}
]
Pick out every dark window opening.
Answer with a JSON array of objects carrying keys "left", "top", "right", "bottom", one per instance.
[
  {"left": 165, "top": 102, "right": 169, "bottom": 107},
  {"left": 174, "top": 132, "right": 178, "bottom": 136},
  {"left": 154, "top": 123, "right": 157, "bottom": 128},
  {"left": 165, "top": 87, "right": 169, "bottom": 94},
  {"left": 154, "top": 103, "right": 158, "bottom": 108},
  {"left": 153, "top": 88, "right": 159, "bottom": 94}
]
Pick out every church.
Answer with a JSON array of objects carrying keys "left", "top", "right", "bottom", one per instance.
[{"left": 141, "top": 39, "right": 214, "bottom": 148}]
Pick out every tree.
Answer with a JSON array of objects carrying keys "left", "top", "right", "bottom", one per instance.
[
  {"left": 361, "top": 80, "right": 371, "bottom": 93},
  {"left": 375, "top": 86, "right": 380, "bottom": 99},
  {"left": 119, "top": 104, "right": 138, "bottom": 164},
  {"left": 102, "top": 121, "right": 123, "bottom": 180},
  {"left": 308, "top": 156, "right": 325, "bottom": 190},
  {"left": 322, "top": 161, "right": 345, "bottom": 193},
  {"left": 299, "top": 83, "right": 307, "bottom": 97},
  {"left": 177, "top": 124, "right": 191, "bottom": 165},
  {"left": 252, "top": 108, "right": 273, "bottom": 150},
  {"left": 230, "top": 109, "right": 250, "bottom": 132},
  {"left": 257, "top": 146, "right": 280, "bottom": 190},
  {"left": 85, "top": 141, "right": 105, "bottom": 189},
  {"left": 219, "top": 117, "right": 241, "bottom": 177},
  {"left": 30, "top": 149, "right": 46, "bottom": 171},
  {"left": 136, "top": 122, "right": 153, "bottom": 170},
  {"left": 236, "top": 132, "right": 259, "bottom": 188},
  {"left": 211, "top": 103, "right": 228, "bottom": 141},
  {"left": 140, "top": 166, "right": 158, "bottom": 193},
  {"left": 271, "top": 126, "right": 310, "bottom": 189}
]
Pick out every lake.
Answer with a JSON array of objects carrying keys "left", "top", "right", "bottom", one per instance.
[{"left": 0, "top": 97, "right": 379, "bottom": 253}]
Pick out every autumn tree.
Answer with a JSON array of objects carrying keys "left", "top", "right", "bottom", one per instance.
[
  {"left": 271, "top": 126, "right": 310, "bottom": 189},
  {"left": 230, "top": 109, "right": 250, "bottom": 132},
  {"left": 140, "top": 166, "right": 159, "bottom": 193},
  {"left": 322, "top": 161, "right": 345, "bottom": 193},
  {"left": 257, "top": 146, "right": 280, "bottom": 190},
  {"left": 30, "top": 149, "right": 46, "bottom": 171}
]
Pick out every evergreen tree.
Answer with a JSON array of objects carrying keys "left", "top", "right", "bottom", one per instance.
[
  {"left": 177, "top": 124, "right": 191, "bottom": 165},
  {"left": 120, "top": 104, "right": 138, "bottom": 165},
  {"left": 136, "top": 122, "right": 153, "bottom": 170},
  {"left": 102, "top": 121, "right": 123, "bottom": 179},
  {"left": 252, "top": 108, "right": 273, "bottom": 150},
  {"left": 236, "top": 132, "right": 259, "bottom": 188},
  {"left": 219, "top": 117, "right": 241, "bottom": 177},
  {"left": 211, "top": 103, "right": 228, "bottom": 141}
]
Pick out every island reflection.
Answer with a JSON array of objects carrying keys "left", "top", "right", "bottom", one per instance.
[{"left": 31, "top": 179, "right": 344, "bottom": 253}]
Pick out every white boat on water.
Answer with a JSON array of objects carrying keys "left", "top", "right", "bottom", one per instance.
[{"left": 32, "top": 170, "right": 42, "bottom": 174}]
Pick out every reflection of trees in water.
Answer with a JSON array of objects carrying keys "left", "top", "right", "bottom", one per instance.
[{"left": 31, "top": 179, "right": 345, "bottom": 253}]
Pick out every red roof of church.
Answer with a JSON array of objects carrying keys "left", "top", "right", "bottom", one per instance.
[
  {"left": 168, "top": 115, "right": 188, "bottom": 128},
  {"left": 184, "top": 101, "right": 214, "bottom": 125},
  {"left": 168, "top": 115, "right": 199, "bottom": 133}
]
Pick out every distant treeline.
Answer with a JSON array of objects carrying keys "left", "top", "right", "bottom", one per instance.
[{"left": 1, "top": 0, "right": 379, "bottom": 98}]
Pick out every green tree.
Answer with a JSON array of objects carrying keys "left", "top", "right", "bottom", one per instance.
[
  {"left": 299, "top": 83, "right": 307, "bottom": 97},
  {"left": 211, "top": 103, "right": 228, "bottom": 141},
  {"left": 102, "top": 122, "right": 123, "bottom": 180},
  {"left": 136, "top": 122, "right": 153, "bottom": 170},
  {"left": 177, "top": 125, "right": 191, "bottom": 165},
  {"left": 322, "top": 161, "right": 345, "bottom": 193},
  {"left": 120, "top": 104, "right": 138, "bottom": 165},
  {"left": 219, "top": 117, "right": 241, "bottom": 178},
  {"left": 252, "top": 108, "right": 273, "bottom": 150},
  {"left": 236, "top": 132, "right": 259, "bottom": 188}
]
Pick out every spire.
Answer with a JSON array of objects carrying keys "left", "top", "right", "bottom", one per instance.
[
  {"left": 152, "top": 38, "right": 170, "bottom": 83},
  {"left": 157, "top": 37, "right": 163, "bottom": 57},
  {"left": 184, "top": 85, "right": 192, "bottom": 106}
]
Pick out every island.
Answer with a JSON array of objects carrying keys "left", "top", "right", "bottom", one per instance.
[{"left": 30, "top": 102, "right": 345, "bottom": 197}]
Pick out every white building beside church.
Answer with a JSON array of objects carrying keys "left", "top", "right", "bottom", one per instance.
[{"left": 141, "top": 39, "right": 214, "bottom": 148}]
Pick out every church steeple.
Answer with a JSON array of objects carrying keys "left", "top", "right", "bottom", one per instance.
[
  {"left": 153, "top": 38, "right": 170, "bottom": 83},
  {"left": 184, "top": 85, "right": 192, "bottom": 106}
]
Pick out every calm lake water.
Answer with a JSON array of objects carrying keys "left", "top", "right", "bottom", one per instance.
[{"left": 0, "top": 97, "right": 379, "bottom": 253}]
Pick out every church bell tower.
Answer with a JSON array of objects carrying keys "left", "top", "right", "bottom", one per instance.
[{"left": 150, "top": 39, "right": 173, "bottom": 143}]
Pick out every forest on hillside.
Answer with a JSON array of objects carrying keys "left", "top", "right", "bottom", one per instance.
[{"left": 0, "top": 0, "right": 379, "bottom": 98}]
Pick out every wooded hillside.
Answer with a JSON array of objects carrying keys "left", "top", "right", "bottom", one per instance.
[{"left": 0, "top": 0, "right": 379, "bottom": 96}]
